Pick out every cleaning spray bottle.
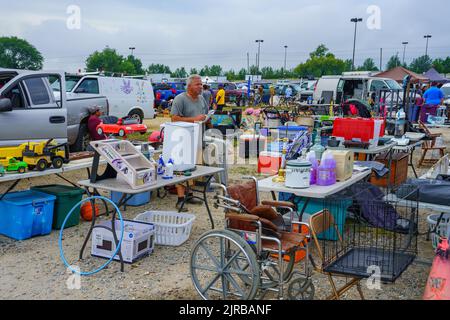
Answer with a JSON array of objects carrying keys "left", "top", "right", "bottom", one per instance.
[
  {"left": 157, "top": 155, "right": 165, "bottom": 176},
  {"left": 163, "top": 158, "right": 174, "bottom": 180}
]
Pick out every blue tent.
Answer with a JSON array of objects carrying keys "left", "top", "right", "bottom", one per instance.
[{"left": 424, "top": 68, "right": 449, "bottom": 84}]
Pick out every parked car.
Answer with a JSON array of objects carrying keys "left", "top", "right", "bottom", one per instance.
[
  {"left": 96, "top": 117, "right": 148, "bottom": 137},
  {"left": 209, "top": 82, "right": 244, "bottom": 106},
  {"left": 0, "top": 68, "right": 108, "bottom": 152},
  {"left": 154, "top": 82, "right": 185, "bottom": 107},
  {"left": 69, "top": 75, "right": 155, "bottom": 123},
  {"left": 313, "top": 72, "right": 403, "bottom": 104}
]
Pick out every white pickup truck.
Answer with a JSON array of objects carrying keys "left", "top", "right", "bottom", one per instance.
[{"left": 0, "top": 68, "right": 108, "bottom": 151}]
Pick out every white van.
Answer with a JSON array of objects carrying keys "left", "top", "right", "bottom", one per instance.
[
  {"left": 313, "top": 72, "right": 403, "bottom": 104},
  {"left": 70, "top": 76, "right": 155, "bottom": 123}
]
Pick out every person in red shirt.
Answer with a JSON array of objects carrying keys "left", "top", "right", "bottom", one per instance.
[{"left": 87, "top": 105, "right": 107, "bottom": 141}]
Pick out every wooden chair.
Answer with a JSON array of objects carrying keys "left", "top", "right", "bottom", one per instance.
[
  {"left": 309, "top": 210, "right": 365, "bottom": 300},
  {"left": 418, "top": 120, "right": 446, "bottom": 167}
]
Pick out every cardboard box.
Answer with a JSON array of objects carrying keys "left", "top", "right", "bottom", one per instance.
[
  {"left": 327, "top": 150, "right": 354, "bottom": 182},
  {"left": 91, "top": 220, "right": 155, "bottom": 264}
]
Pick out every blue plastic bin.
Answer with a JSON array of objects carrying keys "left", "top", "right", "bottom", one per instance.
[
  {"left": 275, "top": 126, "right": 308, "bottom": 141},
  {"left": 279, "top": 192, "right": 352, "bottom": 241},
  {"left": 0, "top": 190, "right": 56, "bottom": 240},
  {"left": 110, "top": 191, "right": 151, "bottom": 207}
]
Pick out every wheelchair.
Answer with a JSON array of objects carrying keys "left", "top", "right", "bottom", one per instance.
[{"left": 189, "top": 177, "right": 314, "bottom": 300}]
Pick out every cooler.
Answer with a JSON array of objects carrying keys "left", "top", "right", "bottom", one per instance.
[{"left": 333, "top": 118, "right": 385, "bottom": 142}]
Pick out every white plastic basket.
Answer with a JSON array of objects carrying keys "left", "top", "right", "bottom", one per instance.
[
  {"left": 134, "top": 211, "right": 196, "bottom": 246},
  {"left": 427, "top": 213, "right": 450, "bottom": 250}
]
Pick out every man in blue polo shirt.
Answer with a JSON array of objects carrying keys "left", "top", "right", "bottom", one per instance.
[{"left": 424, "top": 82, "right": 445, "bottom": 106}]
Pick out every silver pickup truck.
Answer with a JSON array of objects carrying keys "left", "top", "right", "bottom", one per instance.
[{"left": 0, "top": 68, "right": 108, "bottom": 151}]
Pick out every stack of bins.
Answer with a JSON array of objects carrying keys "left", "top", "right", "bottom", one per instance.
[{"left": 31, "top": 185, "right": 84, "bottom": 230}]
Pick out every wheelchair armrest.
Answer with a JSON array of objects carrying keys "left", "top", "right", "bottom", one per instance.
[
  {"left": 226, "top": 213, "right": 259, "bottom": 223},
  {"left": 261, "top": 200, "right": 295, "bottom": 209}
]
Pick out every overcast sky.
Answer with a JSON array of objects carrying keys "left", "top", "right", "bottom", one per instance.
[{"left": 1, "top": 0, "right": 449, "bottom": 73}]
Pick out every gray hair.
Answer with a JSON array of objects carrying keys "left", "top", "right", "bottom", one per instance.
[{"left": 186, "top": 74, "right": 202, "bottom": 86}]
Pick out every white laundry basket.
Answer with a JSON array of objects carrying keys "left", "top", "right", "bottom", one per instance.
[
  {"left": 134, "top": 211, "right": 196, "bottom": 246},
  {"left": 427, "top": 213, "right": 450, "bottom": 250}
]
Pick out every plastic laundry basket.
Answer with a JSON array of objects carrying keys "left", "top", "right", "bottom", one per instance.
[
  {"left": 427, "top": 213, "right": 450, "bottom": 250},
  {"left": 134, "top": 211, "right": 196, "bottom": 246}
]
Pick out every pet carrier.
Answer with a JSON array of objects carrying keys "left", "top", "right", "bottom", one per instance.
[{"left": 311, "top": 182, "right": 419, "bottom": 283}]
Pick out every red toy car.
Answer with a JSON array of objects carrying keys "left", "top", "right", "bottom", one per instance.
[{"left": 96, "top": 117, "right": 148, "bottom": 137}]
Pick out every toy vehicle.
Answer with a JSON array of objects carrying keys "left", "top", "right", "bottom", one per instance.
[
  {"left": 96, "top": 117, "right": 148, "bottom": 137},
  {"left": 0, "top": 139, "right": 69, "bottom": 172},
  {"left": 6, "top": 158, "right": 28, "bottom": 174},
  {"left": 0, "top": 164, "right": 5, "bottom": 176}
]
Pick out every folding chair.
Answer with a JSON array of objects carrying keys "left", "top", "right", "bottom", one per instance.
[
  {"left": 418, "top": 120, "right": 446, "bottom": 167},
  {"left": 309, "top": 210, "right": 365, "bottom": 300}
]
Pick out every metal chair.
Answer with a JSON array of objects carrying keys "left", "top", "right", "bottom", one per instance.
[
  {"left": 309, "top": 210, "right": 365, "bottom": 300},
  {"left": 418, "top": 120, "right": 446, "bottom": 167}
]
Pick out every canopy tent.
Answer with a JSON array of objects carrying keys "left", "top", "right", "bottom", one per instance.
[
  {"left": 375, "top": 66, "right": 429, "bottom": 83},
  {"left": 424, "top": 68, "right": 449, "bottom": 84}
]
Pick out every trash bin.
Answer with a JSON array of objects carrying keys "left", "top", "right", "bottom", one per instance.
[{"left": 31, "top": 185, "right": 84, "bottom": 230}]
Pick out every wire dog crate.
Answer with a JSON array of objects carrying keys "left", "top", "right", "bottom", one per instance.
[{"left": 312, "top": 182, "right": 419, "bottom": 283}]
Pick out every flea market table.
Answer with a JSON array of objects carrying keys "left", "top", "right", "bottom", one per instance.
[{"left": 77, "top": 165, "right": 224, "bottom": 272}]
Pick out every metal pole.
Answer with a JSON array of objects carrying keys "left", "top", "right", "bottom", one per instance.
[
  {"left": 247, "top": 52, "right": 250, "bottom": 74},
  {"left": 351, "top": 18, "right": 362, "bottom": 71},
  {"left": 380, "top": 48, "right": 383, "bottom": 71},
  {"left": 402, "top": 42, "right": 408, "bottom": 65},
  {"left": 284, "top": 45, "right": 288, "bottom": 72},
  {"left": 257, "top": 42, "right": 261, "bottom": 73}
]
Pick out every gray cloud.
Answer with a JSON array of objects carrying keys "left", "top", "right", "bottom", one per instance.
[{"left": 1, "top": 0, "right": 449, "bottom": 72}]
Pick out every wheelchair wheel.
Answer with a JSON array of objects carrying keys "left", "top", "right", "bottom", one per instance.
[
  {"left": 190, "top": 229, "right": 260, "bottom": 300},
  {"left": 287, "top": 277, "right": 315, "bottom": 300},
  {"left": 231, "top": 250, "right": 295, "bottom": 289}
]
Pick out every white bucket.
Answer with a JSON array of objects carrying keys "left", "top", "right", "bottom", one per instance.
[{"left": 427, "top": 213, "right": 450, "bottom": 250}]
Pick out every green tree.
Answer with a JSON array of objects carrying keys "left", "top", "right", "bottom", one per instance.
[
  {"left": 409, "top": 55, "right": 433, "bottom": 74},
  {"left": 209, "top": 65, "right": 223, "bottom": 76},
  {"left": 386, "top": 54, "right": 402, "bottom": 70},
  {"left": 261, "top": 66, "right": 276, "bottom": 79},
  {"left": 344, "top": 59, "right": 353, "bottom": 72},
  {"left": 237, "top": 68, "right": 247, "bottom": 80},
  {"left": 190, "top": 68, "right": 199, "bottom": 75},
  {"left": 249, "top": 65, "right": 260, "bottom": 75},
  {"left": 171, "top": 67, "right": 188, "bottom": 78},
  {"left": 0, "top": 36, "right": 43, "bottom": 70},
  {"left": 432, "top": 57, "right": 450, "bottom": 74},
  {"left": 225, "top": 69, "right": 237, "bottom": 81},
  {"left": 86, "top": 48, "right": 127, "bottom": 74},
  {"left": 125, "top": 55, "right": 144, "bottom": 74},
  {"left": 147, "top": 63, "right": 171, "bottom": 74},
  {"left": 293, "top": 45, "right": 347, "bottom": 78},
  {"left": 357, "top": 58, "right": 379, "bottom": 71}
]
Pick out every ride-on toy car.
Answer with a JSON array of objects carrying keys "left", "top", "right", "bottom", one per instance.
[
  {"left": 96, "top": 116, "right": 148, "bottom": 137},
  {"left": 5, "top": 158, "right": 28, "bottom": 174}
]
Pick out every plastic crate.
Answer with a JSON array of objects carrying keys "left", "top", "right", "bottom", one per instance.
[
  {"left": 0, "top": 190, "right": 56, "bottom": 240},
  {"left": 111, "top": 191, "right": 151, "bottom": 207},
  {"left": 31, "top": 185, "right": 84, "bottom": 230},
  {"left": 332, "top": 118, "right": 385, "bottom": 142},
  {"left": 274, "top": 126, "right": 308, "bottom": 141},
  {"left": 427, "top": 214, "right": 450, "bottom": 250},
  {"left": 134, "top": 211, "right": 195, "bottom": 246}
]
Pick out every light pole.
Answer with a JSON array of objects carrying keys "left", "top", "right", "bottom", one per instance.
[
  {"left": 350, "top": 18, "right": 363, "bottom": 71},
  {"left": 255, "top": 40, "right": 264, "bottom": 74},
  {"left": 129, "top": 47, "right": 136, "bottom": 56},
  {"left": 402, "top": 42, "right": 409, "bottom": 66},
  {"left": 284, "top": 45, "right": 288, "bottom": 74},
  {"left": 424, "top": 35, "right": 432, "bottom": 57}
]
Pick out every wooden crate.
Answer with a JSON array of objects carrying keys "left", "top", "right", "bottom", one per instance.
[{"left": 370, "top": 152, "right": 409, "bottom": 188}]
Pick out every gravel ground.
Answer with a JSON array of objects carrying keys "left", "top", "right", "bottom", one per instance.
[{"left": 0, "top": 121, "right": 448, "bottom": 300}]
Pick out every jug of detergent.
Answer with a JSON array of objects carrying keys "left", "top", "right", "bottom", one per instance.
[
  {"left": 163, "top": 159, "right": 174, "bottom": 180},
  {"left": 317, "top": 152, "right": 337, "bottom": 186},
  {"left": 157, "top": 155, "right": 165, "bottom": 176}
]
